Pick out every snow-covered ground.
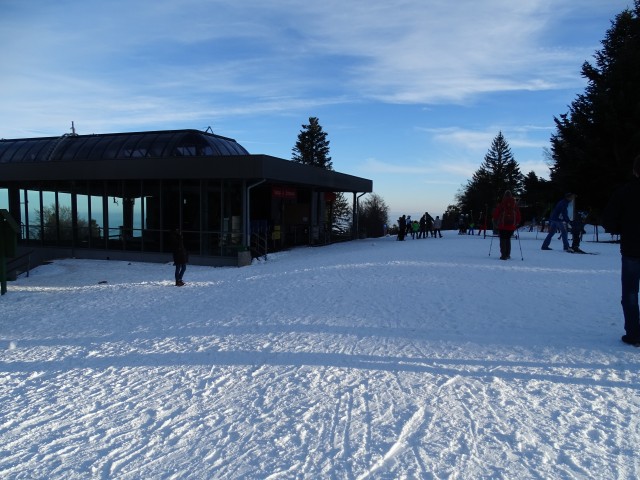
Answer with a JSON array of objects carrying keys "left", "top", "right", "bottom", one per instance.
[{"left": 1, "top": 229, "right": 639, "bottom": 479}]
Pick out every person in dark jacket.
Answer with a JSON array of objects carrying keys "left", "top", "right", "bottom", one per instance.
[
  {"left": 570, "top": 210, "right": 588, "bottom": 253},
  {"left": 424, "top": 212, "right": 434, "bottom": 237},
  {"left": 397, "top": 216, "right": 406, "bottom": 241},
  {"left": 492, "top": 191, "right": 521, "bottom": 260},
  {"left": 171, "top": 227, "right": 188, "bottom": 286},
  {"left": 541, "top": 193, "right": 576, "bottom": 252},
  {"left": 602, "top": 155, "right": 640, "bottom": 346}
]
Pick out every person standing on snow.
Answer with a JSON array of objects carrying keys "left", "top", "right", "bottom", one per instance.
[
  {"left": 397, "top": 215, "right": 406, "bottom": 241},
  {"left": 492, "top": 191, "right": 521, "bottom": 260},
  {"left": 424, "top": 212, "right": 434, "bottom": 237},
  {"left": 476, "top": 211, "right": 486, "bottom": 237},
  {"left": 433, "top": 216, "right": 443, "bottom": 238},
  {"left": 418, "top": 215, "right": 426, "bottom": 239},
  {"left": 570, "top": 210, "right": 589, "bottom": 253},
  {"left": 411, "top": 220, "right": 419, "bottom": 239},
  {"left": 541, "top": 193, "right": 576, "bottom": 252},
  {"left": 171, "top": 227, "right": 188, "bottom": 286},
  {"left": 602, "top": 155, "right": 640, "bottom": 346}
]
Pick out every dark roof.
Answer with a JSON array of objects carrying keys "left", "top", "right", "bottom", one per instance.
[
  {"left": 0, "top": 129, "right": 372, "bottom": 193},
  {"left": 0, "top": 129, "right": 249, "bottom": 164}
]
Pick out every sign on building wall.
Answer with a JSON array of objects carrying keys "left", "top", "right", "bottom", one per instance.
[{"left": 271, "top": 186, "right": 297, "bottom": 200}]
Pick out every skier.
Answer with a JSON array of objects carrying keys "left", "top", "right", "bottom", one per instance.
[
  {"left": 541, "top": 193, "right": 576, "bottom": 252},
  {"left": 492, "top": 191, "right": 521, "bottom": 260},
  {"left": 570, "top": 210, "right": 589, "bottom": 253}
]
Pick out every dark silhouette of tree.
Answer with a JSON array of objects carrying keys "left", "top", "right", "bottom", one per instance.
[
  {"left": 550, "top": 1, "right": 640, "bottom": 216},
  {"left": 457, "top": 132, "right": 524, "bottom": 215},
  {"left": 443, "top": 204, "right": 462, "bottom": 230},
  {"left": 36, "top": 205, "right": 97, "bottom": 242},
  {"left": 292, "top": 117, "right": 332, "bottom": 170},
  {"left": 328, "top": 192, "right": 352, "bottom": 237},
  {"left": 358, "top": 193, "right": 389, "bottom": 238},
  {"left": 292, "top": 116, "right": 350, "bottom": 237},
  {"left": 520, "top": 171, "right": 555, "bottom": 225}
]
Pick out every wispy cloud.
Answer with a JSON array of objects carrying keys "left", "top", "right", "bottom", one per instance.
[
  {"left": 283, "top": 0, "right": 603, "bottom": 103},
  {"left": 0, "top": 0, "right": 622, "bottom": 136},
  {"left": 422, "top": 125, "right": 551, "bottom": 152}
]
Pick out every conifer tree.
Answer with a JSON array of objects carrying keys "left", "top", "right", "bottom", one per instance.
[
  {"left": 292, "top": 117, "right": 332, "bottom": 170},
  {"left": 458, "top": 132, "right": 524, "bottom": 213},
  {"left": 329, "top": 192, "right": 352, "bottom": 237},
  {"left": 291, "top": 116, "right": 349, "bottom": 236},
  {"left": 550, "top": 1, "right": 640, "bottom": 214}
]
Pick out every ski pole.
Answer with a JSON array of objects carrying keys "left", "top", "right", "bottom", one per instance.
[
  {"left": 516, "top": 228, "right": 524, "bottom": 261},
  {"left": 488, "top": 233, "right": 494, "bottom": 257}
]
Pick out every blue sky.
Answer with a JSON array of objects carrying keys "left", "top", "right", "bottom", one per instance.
[{"left": 0, "top": 0, "right": 630, "bottom": 219}]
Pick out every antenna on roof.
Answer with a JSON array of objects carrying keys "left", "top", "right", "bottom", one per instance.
[
  {"left": 70, "top": 121, "right": 78, "bottom": 136},
  {"left": 204, "top": 126, "right": 213, "bottom": 133}
]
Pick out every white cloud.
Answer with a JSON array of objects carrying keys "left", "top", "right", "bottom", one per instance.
[
  {"left": 422, "top": 125, "right": 552, "bottom": 153},
  {"left": 0, "top": 0, "right": 627, "bottom": 137},
  {"left": 280, "top": 0, "right": 604, "bottom": 103}
]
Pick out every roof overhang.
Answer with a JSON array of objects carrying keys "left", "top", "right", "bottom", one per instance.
[{"left": 0, "top": 154, "right": 372, "bottom": 193}]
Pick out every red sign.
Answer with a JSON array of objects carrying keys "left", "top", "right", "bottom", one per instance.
[{"left": 272, "top": 186, "right": 297, "bottom": 200}]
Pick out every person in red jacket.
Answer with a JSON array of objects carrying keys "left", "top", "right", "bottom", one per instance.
[{"left": 493, "top": 191, "right": 521, "bottom": 260}]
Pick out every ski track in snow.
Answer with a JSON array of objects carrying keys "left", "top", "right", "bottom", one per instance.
[{"left": 1, "top": 232, "right": 639, "bottom": 479}]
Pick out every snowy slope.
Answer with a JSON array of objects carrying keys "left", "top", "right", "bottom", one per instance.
[{"left": 1, "top": 230, "right": 639, "bottom": 479}]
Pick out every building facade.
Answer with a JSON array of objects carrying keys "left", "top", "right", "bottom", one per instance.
[{"left": 0, "top": 129, "right": 372, "bottom": 267}]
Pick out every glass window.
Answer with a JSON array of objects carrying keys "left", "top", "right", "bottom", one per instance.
[
  {"left": 88, "top": 136, "right": 117, "bottom": 160},
  {"left": 0, "top": 140, "right": 26, "bottom": 163},
  {"left": 221, "top": 180, "right": 243, "bottom": 253},
  {"left": 70, "top": 137, "right": 101, "bottom": 161},
  {"left": 122, "top": 181, "right": 142, "bottom": 251},
  {"left": 114, "top": 133, "right": 163, "bottom": 159},
  {"left": 0, "top": 188, "right": 8, "bottom": 210},
  {"left": 102, "top": 135, "right": 127, "bottom": 160},
  {"left": 23, "top": 139, "right": 51, "bottom": 162},
  {"left": 50, "top": 139, "right": 75, "bottom": 162},
  {"left": 162, "top": 180, "right": 181, "bottom": 253},
  {"left": 41, "top": 191, "right": 57, "bottom": 244},
  {"left": 181, "top": 180, "right": 201, "bottom": 254},
  {"left": 25, "top": 190, "right": 41, "bottom": 242},
  {"left": 114, "top": 135, "right": 143, "bottom": 159},
  {"left": 175, "top": 133, "right": 208, "bottom": 156},
  {"left": 60, "top": 137, "right": 91, "bottom": 161},
  {"left": 90, "top": 194, "right": 104, "bottom": 247},
  {"left": 128, "top": 133, "right": 161, "bottom": 158},
  {"left": 142, "top": 180, "right": 162, "bottom": 252},
  {"left": 11, "top": 140, "right": 40, "bottom": 163},
  {"left": 213, "top": 138, "right": 232, "bottom": 155},
  {"left": 57, "top": 192, "right": 73, "bottom": 246},
  {"left": 201, "top": 180, "right": 221, "bottom": 255},
  {"left": 76, "top": 194, "right": 90, "bottom": 245},
  {"left": 107, "top": 181, "right": 124, "bottom": 249}
]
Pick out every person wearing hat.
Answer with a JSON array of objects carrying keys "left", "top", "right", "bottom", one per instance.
[
  {"left": 602, "top": 155, "right": 640, "bottom": 346},
  {"left": 541, "top": 192, "right": 576, "bottom": 252}
]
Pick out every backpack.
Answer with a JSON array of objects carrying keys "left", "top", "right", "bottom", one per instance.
[{"left": 500, "top": 200, "right": 516, "bottom": 227}]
